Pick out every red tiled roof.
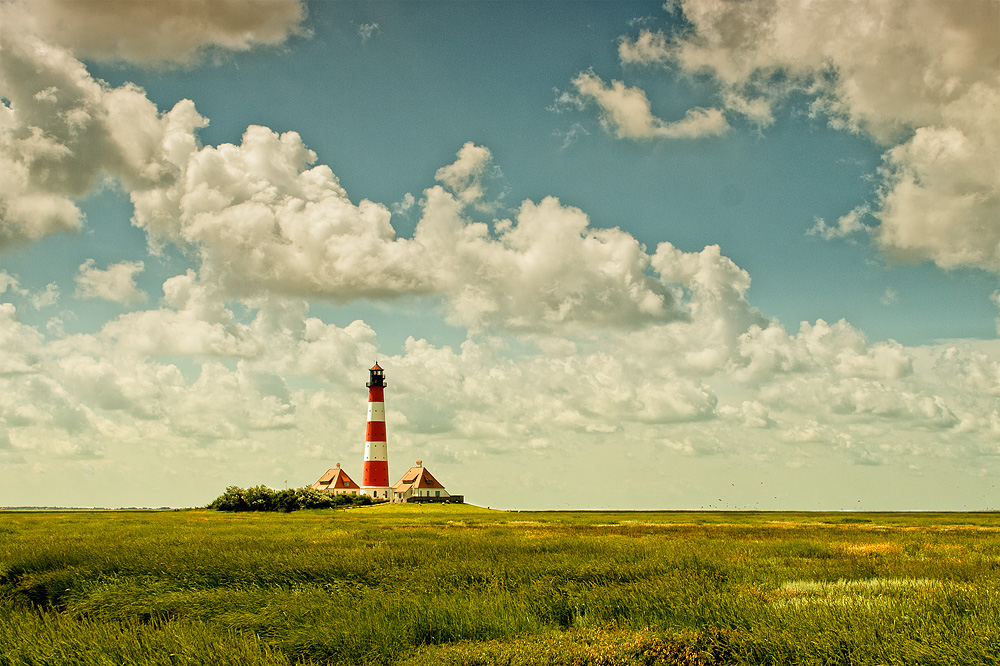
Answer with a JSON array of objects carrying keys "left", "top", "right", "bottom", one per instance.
[
  {"left": 311, "top": 467, "right": 360, "bottom": 490},
  {"left": 391, "top": 465, "right": 445, "bottom": 492}
]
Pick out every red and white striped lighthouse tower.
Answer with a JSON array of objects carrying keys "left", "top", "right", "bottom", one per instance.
[{"left": 361, "top": 362, "right": 391, "bottom": 499}]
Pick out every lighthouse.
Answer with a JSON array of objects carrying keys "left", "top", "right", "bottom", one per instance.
[
  {"left": 308, "top": 362, "right": 463, "bottom": 504},
  {"left": 361, "top": 362, "right": 391, "bottom": 500}
]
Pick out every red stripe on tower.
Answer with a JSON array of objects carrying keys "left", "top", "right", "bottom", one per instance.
[
  {"left": 366, "top": 421, "right": 386, "bottom": 441},
  {"left": 361, "top": 363, "right": 390, "bottom": 496}
]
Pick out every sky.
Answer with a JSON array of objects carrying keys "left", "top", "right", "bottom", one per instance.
[{"left": 0, "top": 0, "right": 998, "bottom": 510}]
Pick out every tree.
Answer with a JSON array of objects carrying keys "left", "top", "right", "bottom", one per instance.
[
  {"left": 273, "top": 488, "right": 299, "bottom": 513},
  {"left": 208, "top": 486, "right": 248, "bottom": 512},
  {"left": 294, "top": 487, "right": 334, "bottom": 509},
  {"left": 243, "top": 485, "right": 276, "bottom": 511}
]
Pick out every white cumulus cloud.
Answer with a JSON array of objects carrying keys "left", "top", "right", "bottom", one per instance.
[
  {"left": 434, "top": 142, "right": 497, "bottom": 205},
  {"left": 736, "top": 318, "right": 913, "bottom": 383},
  {"left": 807, "top": 207, "right": 871, "bottom": 242},
  {"left": 618, "top": 28, "right": 671, "bottom": 66},
  {"left": 75, "top": 259, "right": 146, "bottom": 305},
  {"left": 0, "top": 17, "right": 210, "bottom": 248},
  {"left": 571, "top": 70, "right": 729, "bottom": 140}
]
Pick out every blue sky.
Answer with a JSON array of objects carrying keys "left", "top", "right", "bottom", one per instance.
[{"left": 1, "top": 0, "right": 998, "bottom": 509}]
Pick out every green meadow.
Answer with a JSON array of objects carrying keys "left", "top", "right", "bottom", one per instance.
[{"left": 1, "top": 506, "right": 998, "bottom": 665}]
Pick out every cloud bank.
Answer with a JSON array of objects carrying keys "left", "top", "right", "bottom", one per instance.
[
  {"left": 612, "top": 0, "right": 999, "bottom": 274},
  {"left": 2, "top": 0, "right": 307, "bottom": 67},
  {"left": 128, "top": 124, "right": 682, "bottom": 333}
]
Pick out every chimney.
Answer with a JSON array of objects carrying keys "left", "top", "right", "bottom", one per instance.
[{"left": 416, "top": 460, "right": 422, "bottom": 467}]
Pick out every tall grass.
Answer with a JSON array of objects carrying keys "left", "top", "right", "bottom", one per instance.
[{"left": 1, "top": 508, "right": 998, "bottom": 665}]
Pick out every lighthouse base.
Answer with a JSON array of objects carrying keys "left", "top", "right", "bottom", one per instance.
[{"left": 361, "top": 486, "right": 392, "bottom": 501}]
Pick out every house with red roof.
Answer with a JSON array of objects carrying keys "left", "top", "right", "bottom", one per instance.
[
  {"left": 310, "top": 463, "right": 361, "bottom": 495},
  {"left": 390, "top": 461, "right": 461, "bottom": 503}
]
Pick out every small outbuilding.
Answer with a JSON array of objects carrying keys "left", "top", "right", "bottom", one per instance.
[{"left": 311, "top": 463, "right": 361, "bottom": 495}]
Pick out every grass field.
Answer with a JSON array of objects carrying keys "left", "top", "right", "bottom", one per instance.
[{"left": 1, "top": 506, "right": 998, "bottom": 665}]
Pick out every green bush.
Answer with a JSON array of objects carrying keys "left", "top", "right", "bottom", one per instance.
[
  {"left": 272, "top": 489, "right": 298, "bottom": 513},
  {"left": 208, "top": 486, "right": 380, "bottom": 512},
  {"left": 293, "top": 487, "right": 333, "bottom": 510},
  {"left": 207, "top": 486, "right": 249, "bottom": 512},
  {"left": 243, "top": 485, "right": 276, "bottom": 512}
]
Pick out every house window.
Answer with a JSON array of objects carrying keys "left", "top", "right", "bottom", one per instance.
[{"left": 435, "top": 491, "right": 440, "bottom": 497}]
